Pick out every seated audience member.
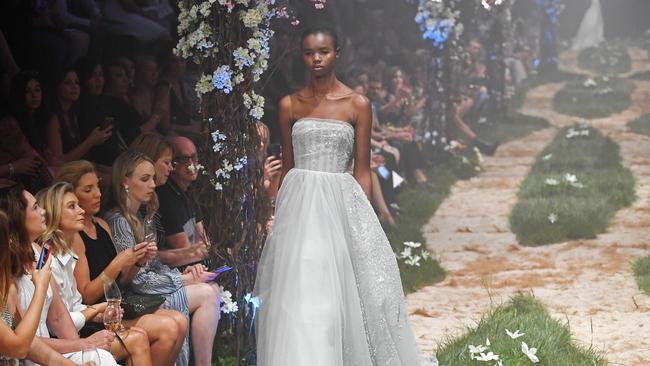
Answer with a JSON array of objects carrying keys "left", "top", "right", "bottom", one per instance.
[
  {"left": 0, "top": 72, "right": 54, "bottom": 192},
  {"left": 130, "top": 57, "right": 167, "bottom": 130},
  {"left": 36, "top": 182, "right": 157, "bottom": 366},
  {"left": 0, "top": 209, "right": 76, "bottom": 366},
  {"left": 0, "top": 184, "right": 119, "bottom": 366},
  {"left": 46, "top": 68, "right": 112, "bottom": 167},
  {"left": 105, "top": 150, "right": 220, "bottom": 366},
  {"left": 155, "top": 137, "right": 211, "bottom": 267},
  {"left": 129, "top": 134, "right": 208, "bottom": 267},
  {"left": 54, "top": 160, "right": 187, "bottom": 366},
  {"left": 155, "top": 52, "right": 200, "bottom": 138},
  {"left": 256, "top": 122, "right": 281, "bottom": 201}
]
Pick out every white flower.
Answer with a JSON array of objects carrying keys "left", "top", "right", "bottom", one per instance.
[
  {"left": 214, "top": 182, "right": 223, "bottom": 191},
  {"left": 544, "top": 178, "right": 559, "bottom": 186},
  {"left": 583, "top": 78, "right": 597, "bottom": 88},
  {"left": 421, "top": 249, "right": 431, "bottom": 260},
  {"left": 542, "top": 153, "right": 553, "bottom": 161},
  {"left": 403, "top": 241, "right": 422, "bottom": 248},
  {"left": 485, "top": 338, "right": 490, "bottom": 346},
  {"left": 564, "top": 173, "right": 578, "bottom": 184},
  {"left": 505, "top": 329, "right": 525, "bottom": 339},
  {"left": 521, "top": 342, "right": 539, "bottom": 363},
  {"left": 240, "top": 8, "right": 262, "bottom": 28},
  {"left": 548, "top": 213, "right": 558, "bottom": 224},
  {"left": 404, "top": 255, "right": 421, "bottom": 267},
  {"left": 474, "top": 352, "right": 499, "bottom": 361},
  {"left": 400, "top": 247, "right": 412, "bottom": 259},
  {"left": 468, "top": 344, "right": 487, "bottom": 354}
]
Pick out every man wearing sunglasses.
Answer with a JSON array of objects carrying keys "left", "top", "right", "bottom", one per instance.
[{"left": 156, "top": 136, "right": 210, "bottom": 272}]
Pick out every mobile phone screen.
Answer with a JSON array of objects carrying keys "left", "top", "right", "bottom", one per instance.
[
  {"left": 36, "top": 243, "right": 50, "bottom": 269},
  {"left": 377, "top": 165, "right": 391, "bottom": 180}
]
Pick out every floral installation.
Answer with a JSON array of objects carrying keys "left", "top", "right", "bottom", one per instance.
[{"left": 414, "top": 0, "right": 463, "bottom": 49}]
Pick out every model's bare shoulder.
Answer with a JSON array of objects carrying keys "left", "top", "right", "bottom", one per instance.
[{"left": 350, "top": 92, "right": 371, "bottom": 111}]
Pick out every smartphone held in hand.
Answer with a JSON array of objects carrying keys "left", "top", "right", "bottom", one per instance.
[{"left": 36, "top": 242, "right": 51, "bottom": 269}]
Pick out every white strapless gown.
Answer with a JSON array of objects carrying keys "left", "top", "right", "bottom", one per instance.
[
  {"left": 254, "top": 118, "right": 430, "bottom": 365},
  {"left": 572, "top": 0, "right": 604, "bottom": 51}
]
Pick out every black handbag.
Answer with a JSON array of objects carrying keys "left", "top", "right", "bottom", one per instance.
[{"left": 121, "top": 293, "right": 165, "bottom": 320}]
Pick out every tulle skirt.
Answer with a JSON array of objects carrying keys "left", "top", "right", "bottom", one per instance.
[{"left": 255, "top": 168, "right": 424, "bottom": 366}]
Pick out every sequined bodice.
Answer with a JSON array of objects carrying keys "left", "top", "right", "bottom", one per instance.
[{"left": 291, "top": 118, "right": 354, "bottom": 173}]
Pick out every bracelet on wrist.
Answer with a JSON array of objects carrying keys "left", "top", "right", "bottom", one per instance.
[{"left": 98, "top": 271, "right": 112, "bottom": 285}]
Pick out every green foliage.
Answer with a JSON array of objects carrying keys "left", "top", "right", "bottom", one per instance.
[
  {"left": 509, "top": 70, "right": 582, "bottom": 111},
  {"left": 510, "top": 125, "right": 636, "bottom": 246},
  {"left": 628, "top": 113, "right": 650, "bottom": 136},
  {"left": 553, "top": 77, "right": 633, "bottom": 119},
  {"left": 470, "top": 113, "right": 550, "bottom": 144},
  {"left": 633, "top": 255, "right": 650, "bottom": 295},
  {"left": 437, "top": 294, "right": 607, "bottom": 365},
  {"left": 577, "top": 44, "right": 632, "bottom": 75}
]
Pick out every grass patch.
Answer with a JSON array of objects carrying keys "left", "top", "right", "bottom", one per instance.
[
  {"left": 436, "top": 294, "right": 607, "bottom": 365},
  {"left": 633, "top": 255, "right": 650, "bottom": 295},
  {"left": 471, "top": 113, "right": 550, "bottom": 144},
  {"left": 577, "top": 44, "right": 632, "bottom": 75},
  {"left": 553, "top": 76, "right": 633, "bottom": 119},
  {"left": 386, "top": 167, "right": 454, "bottom": 293},
  {"left": 510, "top": 124, "right": 636, "bottom": 246},
  {"left": 510, "top": 70, "right": 582, "bottom": 111},
  {"left": 629, "top": 69, "right": 650, "bottom": 80},
  {"left": 628, "top": 113, "right": 650, "bottom": 136}
]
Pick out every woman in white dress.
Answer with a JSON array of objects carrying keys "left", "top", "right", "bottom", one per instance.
[
  {"left": 254, "top": 26, "right": 429, "bottom": 365},
  {"left": 572, "top": 0, "right": 604, "bottom": 51}
]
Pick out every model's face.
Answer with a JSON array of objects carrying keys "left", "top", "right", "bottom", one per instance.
[
  {"left": 59, "top": 192, "right": 85, "bottom": 233},
  {"left": 154, "top": 148, "right": 174, "bottom": 186},
  {"left": 124, "top": 162, "right": 157, "bottom": 204},
  {"left": 24, "top": 79, "right": 42, "bottom": 111},
  {"left": 58, "top": 71, "right": 81, "bottom": 103},
  {"left": 23, "top": 190, "right": 46, "bottom": 241},
  {"left": 301, "top": 33, "right": 338, "bottom": 76},
  {"left": 74, "top": 172, "right": 102, "bottom": 216},
  {"left": 86, "top": 64, "right": 104, "bottom": 97}
]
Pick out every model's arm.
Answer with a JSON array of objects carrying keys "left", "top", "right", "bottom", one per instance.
[
  {"left": 352, "top": 95, "right": 373, "bottom": 200},
  {"left": 277, "top": 95, "right": 295, "bottom": 189}
]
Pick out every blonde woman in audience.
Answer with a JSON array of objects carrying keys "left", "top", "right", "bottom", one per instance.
[{"left": 54, "top": 160, "right": 187, "bottom": 366}]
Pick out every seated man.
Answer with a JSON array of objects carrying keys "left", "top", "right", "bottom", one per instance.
[{"left": 157, "top": 136, "right": 210, "bottom": 269}]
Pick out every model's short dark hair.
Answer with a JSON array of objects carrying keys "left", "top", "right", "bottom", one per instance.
[{"left": 300, "top": 25, "right": 339, "bottom": 50}]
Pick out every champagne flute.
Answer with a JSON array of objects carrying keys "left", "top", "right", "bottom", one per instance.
[
  {"left": 103, "top": 301, "right": 122, "bottom": 333},
  {"left": 103, "top": 280, "right": 121, "bottom": 305},
  {"left": 143, "top": 218, "right": 157, "bottom": 267},
  {"left": 82, "top": 347, "right": 101, "bottom": 366}
]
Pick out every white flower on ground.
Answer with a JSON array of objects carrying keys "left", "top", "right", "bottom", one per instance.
[
  {"left": 400, "top": 247, "right": 412, "bottom": 259},
  {"left": 542, "top": 153, "right": 553, "bottom": 161},
  {"left": 583, "top": 78, "right": 597, "bottom": 88},
  {"left": 505, "top": 329, "right": 525, "bottom": 339},
  {"left": 521, "top": 342, "right": 539, "bottom": 363},
  {"left": 405, "top": 255, "right": 421, "bottom": 267},
  {"left": 421, "top": 249, "right": 431, "bottom": 260},
  {"left": 548, "top": 213, "right": 558, "bottom": 224},
  {"left": 474, "top": 352, "right": 499, "bottom": 361},
  {"left": 544, "top": 178, "right": 559, "bottom": 186},
  {"left": 564, "top": 173, "right": 578, "bottom": 184},
  {"left": 404, "top": 241, "right": 422, "bottom": 248},
  {"left": 485, "top": 338, "right": 490, "bottom": 346},
  {"left": 468, "top": 344, "right": 487, "bottom": 355}
]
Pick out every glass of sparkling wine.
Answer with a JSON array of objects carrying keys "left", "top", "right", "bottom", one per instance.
[{"left": 103, "top": 301, "right": 122, "bottom": 332}]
